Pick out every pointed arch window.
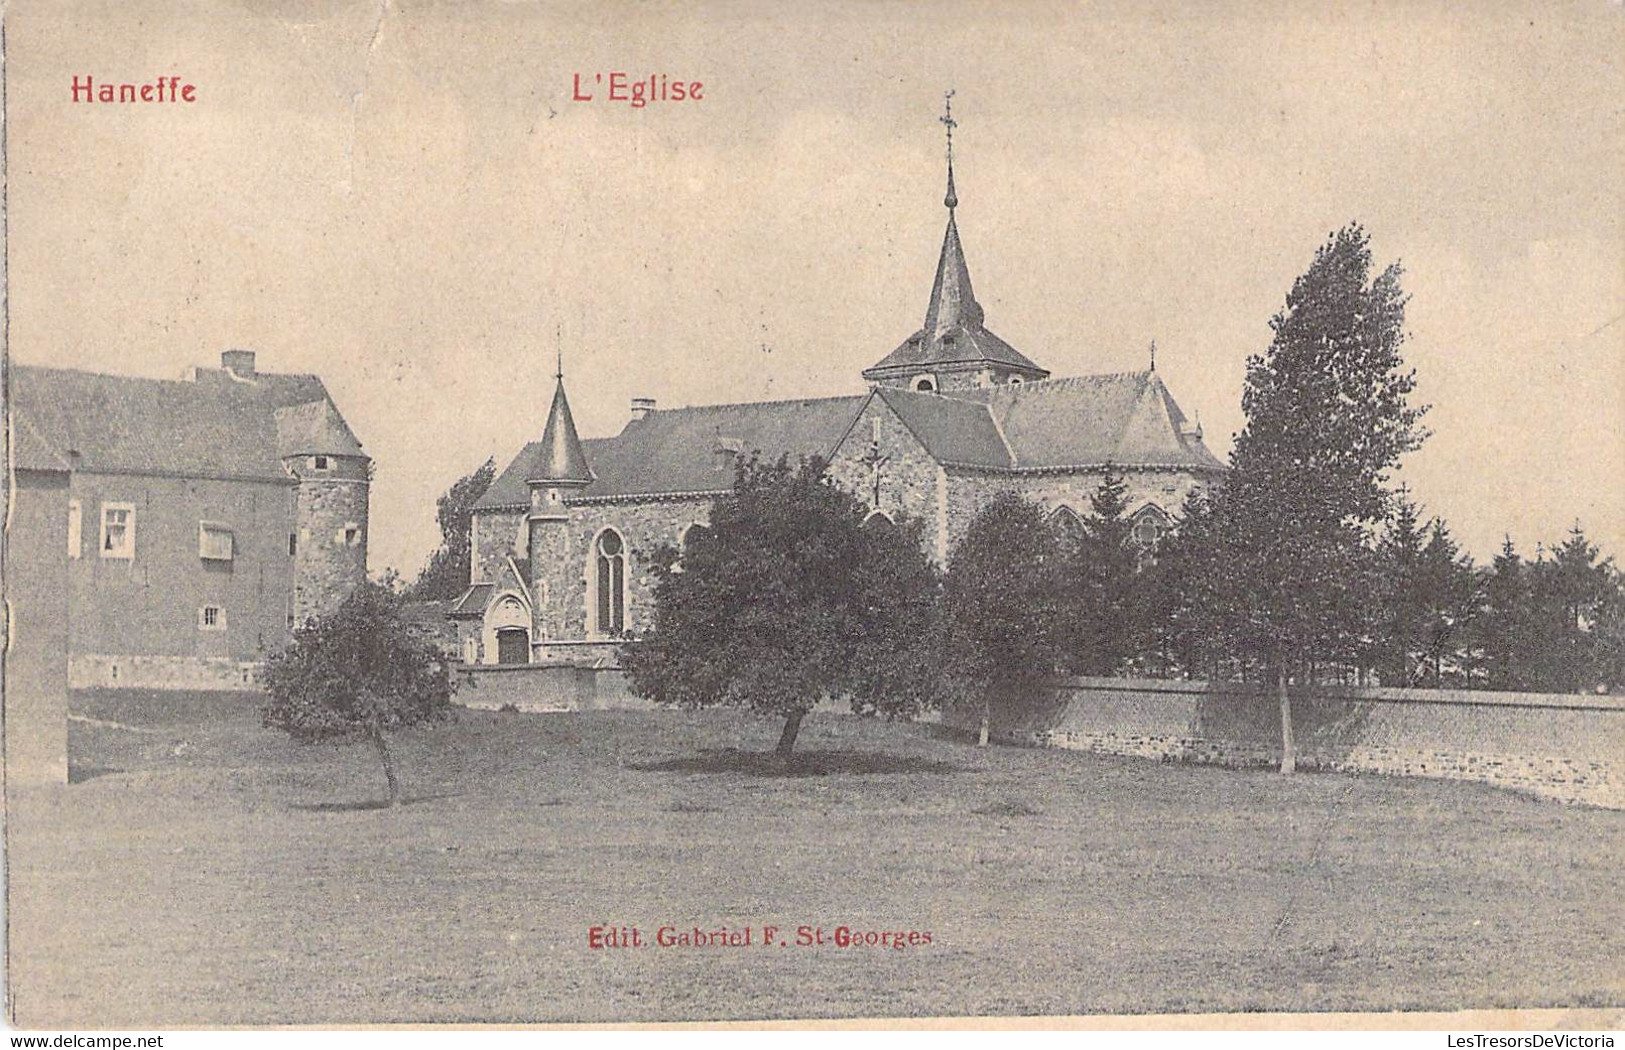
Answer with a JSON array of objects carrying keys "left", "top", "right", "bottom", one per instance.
[
  {"left": 1049, "top": 506, "right": 1086, "bottom": 548},
  {"left": 595, "top": 529, "right": 627, "bottom": 636},
  {"left": 1132, "top": 507, "right": 1168, "bottom": 548}
]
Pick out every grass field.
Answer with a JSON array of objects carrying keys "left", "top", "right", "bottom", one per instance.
[{"left": 6, "top": 689, "right": 1623, "bottom": 1026}]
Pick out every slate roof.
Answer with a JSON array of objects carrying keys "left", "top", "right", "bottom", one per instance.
[
  {"left": 8, "top": 363, "right": 365, "bottom": 482},
  {"left": 863, "top": 211, "right": 1048, "bottom": 382},
  {"left": 447, "top": 582, "right": 493, "bottom": 618},
  {"left": 476, "top": 369, "right": 1223, "bottom": 510},
  {"left": 475, "top": 395, "right": 868, "bottom": 509},
  {"left": 532, "top": 378, "right": 593, "bottom": 484},
  {"left": 986, "top": 371, "right": 1227, "bottom": 472}
]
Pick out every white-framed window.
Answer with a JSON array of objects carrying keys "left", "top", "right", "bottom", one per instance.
[
  {"left": 343, "top": 522, "right": 362, "bottom": 547},
  {"left": 312, "top": 455, "right": 331, "bottom": 471},
  {"left": 911, "top": 374, "right": 938, "bottom": 393},
  {"left": 68, "top": 499, "right": 82, "bottom": 558},
  {"left": 100, "top": 503, "right": 135, "bottom": 559},
  {"left": 199, "top": 522, "right": 235, "bottom": 561},
  {"left": 198, "top": 605, "right": 227, "bottom": 631}
]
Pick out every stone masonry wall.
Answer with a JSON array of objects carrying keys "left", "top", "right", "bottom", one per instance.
[
  {"left": 472, "top": 509, "right": 527, "bottom": 583},
  {"left": 293, "top": 456, "right": 369, "bottom": 625},
  {"left": 947, "top": 676, "right": 1625, "bottom": 809},
  {"left": 531, "top": 497, "right": 714, "bottom": 655},
  {"left": 826, "top": 395, "right": 944, "bottom": 552}
]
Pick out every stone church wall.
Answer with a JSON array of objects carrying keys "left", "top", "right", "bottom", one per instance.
[
  {"left": 472, "top": 509, "right": 527, "bottom": 582},
  {"left": 532, "top": 496, "right": 713, "bottom": 647},
  {"left": 825, "top": 395, "right": 943, "bottom": 539},
  {"left": 944, "top": 467, "right": 1215, "bottom": 552}
]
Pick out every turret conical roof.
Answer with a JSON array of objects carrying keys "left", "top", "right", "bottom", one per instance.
[{"left": 531, "top": 376, "right": 593, "bottom": 485}]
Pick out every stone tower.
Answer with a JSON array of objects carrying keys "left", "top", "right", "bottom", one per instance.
[
  {"left": 526, "top": 368, "right": 594, "bottom": 646},
  {"left": 278, "top": 398, "right": 372, "bottom": 626}
]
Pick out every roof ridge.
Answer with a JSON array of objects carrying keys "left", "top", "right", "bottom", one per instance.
[
  {"left": 12, "top": 361, "right": 324, "bottom": 388},
  {"left": 642, "top": 392, "right": 868, "bottom": 416}
]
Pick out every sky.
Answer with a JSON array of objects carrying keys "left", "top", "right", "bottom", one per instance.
[{"left": 7, "top": 0, "right": 1622, "bottom": 577}]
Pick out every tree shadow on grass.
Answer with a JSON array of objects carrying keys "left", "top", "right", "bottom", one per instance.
[
  {"left": 290, "top": 791, "right": 463, "bottom": 813},
  {"left": 630, "top": 749, "right": 963, "bottom": 778}
]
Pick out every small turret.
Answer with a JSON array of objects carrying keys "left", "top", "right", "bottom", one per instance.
[{"left": 526, "top": 370, "right": 593, "bottom": 521}]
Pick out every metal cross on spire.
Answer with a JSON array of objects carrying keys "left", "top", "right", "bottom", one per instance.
[
  {"left": 940, "top": 89, "right": 958, "bottom": 210},
  {"left": 555, "top": 324, "right": 564, "bottom": 381},
  {"left": 1149, "top": 339, "right": 1157, "bottom": 373}
]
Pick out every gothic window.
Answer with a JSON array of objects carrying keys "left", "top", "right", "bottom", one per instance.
[
  {"left": 1132, "top": 509, "right": 1167, "bottom": 547},
  {"left": 1049, "top": 506, "right": 1086, "bottom": 547},
  {"left": 595, "top": 528, "right": 627, "bottom": 636}
]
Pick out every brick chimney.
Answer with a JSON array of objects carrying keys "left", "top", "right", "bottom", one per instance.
[
  {"left": 221, "top": 350, "right": 257, "bottom": 378},
  {"left": 630, "top": 397, "right": 656, "bottom": 422}
]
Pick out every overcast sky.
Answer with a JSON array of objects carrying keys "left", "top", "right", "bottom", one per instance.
[{"left": 8, "top": 0, "right": 1622, "bottom": 577}]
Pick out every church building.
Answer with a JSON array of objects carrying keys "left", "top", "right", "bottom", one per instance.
[{"left": 456, "top": 114, "right": 1226, "bottom": 667}]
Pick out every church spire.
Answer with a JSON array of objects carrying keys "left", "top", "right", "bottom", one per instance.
[
  {"left": 533, "top": 366, "right": 593, "bottom": 486},
  {"left": 923, "top": 92, "right": 983, "bottom": 339}
]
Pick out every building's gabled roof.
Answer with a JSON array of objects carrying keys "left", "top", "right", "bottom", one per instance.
[
  {"left": 984, "top": 370, "right": 1226, "bottom": 472},
  {"left": 8, "top": 410, "right": 72, "bottom": 473},
  {"left": 474, "top": 394, "right": 869, "bottom": 510},
  {"left": 8, "top": 363, "right": 365, "bottom": 482},
  {"left": 871, "top": 385, "right": 1013, "bottom": 468}
]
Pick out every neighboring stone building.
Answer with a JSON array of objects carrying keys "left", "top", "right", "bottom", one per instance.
[
  {"left": 6, "top": 350, "right": 370, "bottom": 690},
  {"left": 456, "top": 145, "right": 1227, "bottom": 667}
]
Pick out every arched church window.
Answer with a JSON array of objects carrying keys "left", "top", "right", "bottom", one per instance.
[
  {"left": 911, "top": 375, "right": 937, "bottom": 393},
  {"left": 1049, "top": 506, "right": 1086, "bottom": 547},
  {"left": 595, "top": 529, "right": 627, "bottom": 636},
  {"left": 1132, "top": 509, "right": 1167, "bottom": 547}
]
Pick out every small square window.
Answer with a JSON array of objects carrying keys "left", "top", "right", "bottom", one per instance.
[
  {"left": 100, "top": 503, "right": 135, "bottom": 559},
  {"left": 199, "top": 523, "right": 235, "bottom": 561},
  {"left": 312, "top": 455, "right": 330, "bottom": 471},
  {"left": 199, "top": 605, "right": 227, "bottom": 631},
  {"left": 344, "top": 524, "right": 362, "bottom": 547}
]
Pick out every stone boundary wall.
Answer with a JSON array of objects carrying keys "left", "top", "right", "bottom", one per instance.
[
  {"left": 945, "top": 677, "right": 1624, "bottom": 809},
  {"left": 69, "top": 654, "right": 261, "bottom": 692},
  {"left": 452, "top": 663, "right": 653, "bottom": 713}
]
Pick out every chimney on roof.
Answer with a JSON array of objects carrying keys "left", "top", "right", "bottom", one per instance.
[
  {"left": 630, "top": 397, "right": 656, "bottom": 423},
  {"left": 221, "top": 350, "right": 257, "bottom": 378}
]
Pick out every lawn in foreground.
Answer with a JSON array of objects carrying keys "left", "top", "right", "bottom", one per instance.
[{"left": 6, "top": 689, "right": 1622, "bottom": 1026}]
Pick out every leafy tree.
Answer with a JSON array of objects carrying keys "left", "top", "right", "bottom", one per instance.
[
  {"left": 262, "top": 582, "right": 456, "bottom": 806},
  {"left": 1195, "top": 224, "right": 1428, "bottom": 771},
  {"left": 407, "top": 457, "right": 496, "bottom": 600},
  {"left": 942, "top": 493, "right": 1070, "bottom": 746},
  {"left": 620, "top": 456, "right": 942, "bottom": 754}
]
